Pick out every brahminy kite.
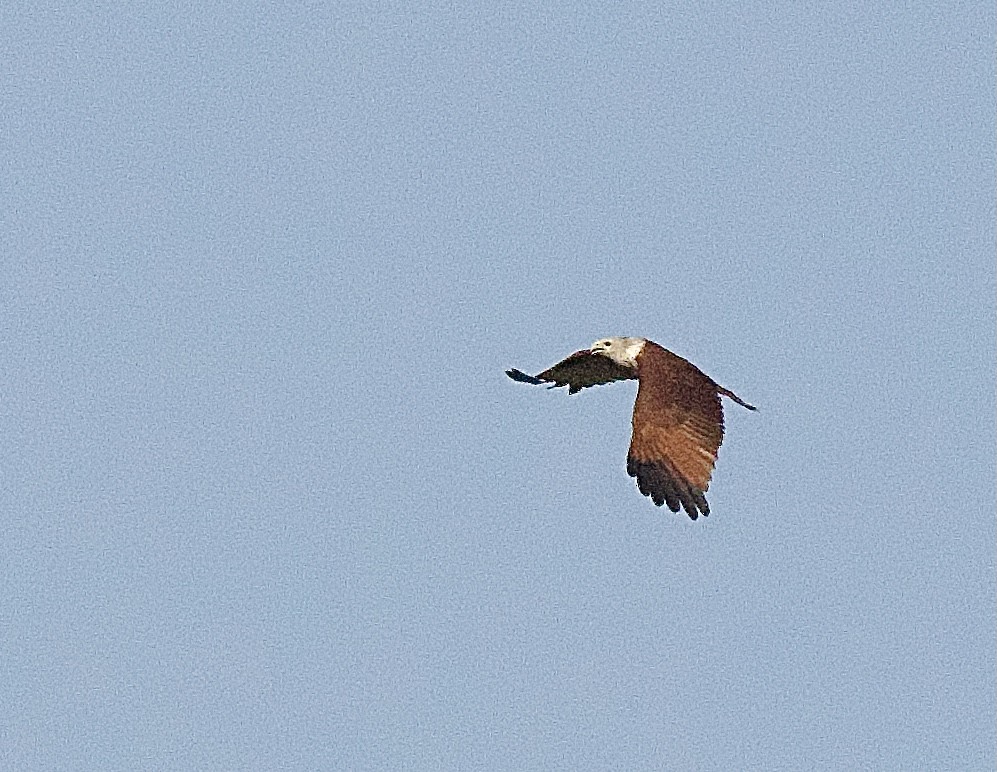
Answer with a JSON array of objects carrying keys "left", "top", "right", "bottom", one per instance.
[{"left": 507, "top": 337, "right": 755, "bottom": 519}]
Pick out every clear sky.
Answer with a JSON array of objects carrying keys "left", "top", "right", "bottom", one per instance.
[{"left": 2, "top": 2, "right": 994, "bottom": 770}]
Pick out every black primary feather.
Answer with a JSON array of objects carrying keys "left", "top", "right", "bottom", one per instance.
[{"left": 506, "top": 368, "right": 545, "bottom": 385}]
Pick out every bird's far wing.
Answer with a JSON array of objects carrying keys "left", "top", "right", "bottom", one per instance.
[
  {"left": 506, "top": 350, "right": 637, "bottom": 394},
  {"left": 626, "top": 347, "right": 726, "bottom": 520}
]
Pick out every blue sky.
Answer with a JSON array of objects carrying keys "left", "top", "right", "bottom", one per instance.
[{"left": 2, "top": 2, "right": 994, "bottom": 769}]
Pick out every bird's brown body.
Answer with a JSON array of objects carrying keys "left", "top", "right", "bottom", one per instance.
[{"left": 507, "top": 337, "right": 755, "bottom": 519}]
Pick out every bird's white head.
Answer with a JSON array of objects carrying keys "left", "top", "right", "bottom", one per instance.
[{"left": 589, "top": 337, "right": 646, "bottom": 368}]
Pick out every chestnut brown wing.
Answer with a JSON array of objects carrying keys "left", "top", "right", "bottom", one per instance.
[
  {"left": 506, "top": 350, "right": 637, "bottom": 394},
  {"left": 627, "top": 345, "right": 726, "bottom": 520}
]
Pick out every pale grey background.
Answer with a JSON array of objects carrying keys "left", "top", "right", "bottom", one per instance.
[{"left": 2, "top": 2, "right": 994, "bottom": 769}]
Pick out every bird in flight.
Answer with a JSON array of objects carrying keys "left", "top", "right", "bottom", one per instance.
[{"left": 507, "top": 337, "right": 755, "bottom": 520}]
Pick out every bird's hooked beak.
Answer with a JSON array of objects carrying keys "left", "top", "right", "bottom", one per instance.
[{"left": 589, "top": 342, "right": 609, "bottom": 356}]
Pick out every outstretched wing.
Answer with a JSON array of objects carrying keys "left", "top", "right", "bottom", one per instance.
[
  {"left": 626, "top": 345, "right": 729, "bottom": 520},
  {"left": 506, "top": 350, "right": 636, "bottom": 394}
]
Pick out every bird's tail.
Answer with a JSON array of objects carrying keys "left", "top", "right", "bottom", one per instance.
[{"left": 718, "top": 386, "right": 757, "bottom": 411}]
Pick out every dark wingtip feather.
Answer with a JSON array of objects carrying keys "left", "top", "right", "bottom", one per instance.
[
  {"left": 506, "top": 368, "right": 545, "bottom": 385},
  {"left": 628, "top": 456, "right": 710, "bottom": 520}
]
